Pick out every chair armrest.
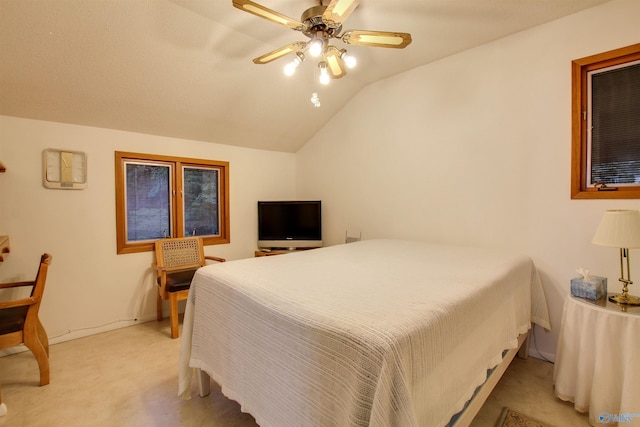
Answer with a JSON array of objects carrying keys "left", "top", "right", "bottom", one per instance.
[
  {"left": 0, "top": 280, "right": 35, "bottom": 290},
  {"left": 154, "top": 265, "right": 201, "bottom": 273},
  {"left": 0, "top": 297, "right": 37, "bottom": 310},
  {"left": 205, "top": 256, "right": 226, "bottom": 263}
]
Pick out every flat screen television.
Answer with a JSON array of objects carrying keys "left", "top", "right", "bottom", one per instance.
[{"left": 258, "top": 200, "right": 322, "bottom": 249}]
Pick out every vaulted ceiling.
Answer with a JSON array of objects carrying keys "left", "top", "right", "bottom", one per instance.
[{"left": 0, "top": 0, "right": 610, "bottom": 152}]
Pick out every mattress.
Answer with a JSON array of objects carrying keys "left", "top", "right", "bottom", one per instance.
[{"left": 179, "top": 239, "right": 550, "bottom": 426}]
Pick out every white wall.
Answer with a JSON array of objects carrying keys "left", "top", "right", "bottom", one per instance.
[
  {"left": 295, "top": 0, "right": 640, "bottom": 360},
  {"left": 0, "top": 116, "right": 296, "bottom": 345}
]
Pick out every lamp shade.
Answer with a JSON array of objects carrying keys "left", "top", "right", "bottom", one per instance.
[{"left": 592, "top": 210, "right": 640, "bottom": 248}]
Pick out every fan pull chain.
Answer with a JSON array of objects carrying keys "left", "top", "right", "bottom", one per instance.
[{"left": 311, "top": 92, "right": 321, "bottom": 107}]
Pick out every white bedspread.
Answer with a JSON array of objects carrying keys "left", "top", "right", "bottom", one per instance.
[{"left": 179, "top": 239, "right": 550, "bottom": 427}]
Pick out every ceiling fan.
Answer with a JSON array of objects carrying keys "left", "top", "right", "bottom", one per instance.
[{"left": 232, "top": 0, "right": 412, "bottom": 83}]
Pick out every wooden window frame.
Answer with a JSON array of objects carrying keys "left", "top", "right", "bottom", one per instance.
[
  {"left": 571, "top": 43, "right": 640, "bottom": 199},
  {"left": 115, "top": 151, "right": 230, "bottom": 254}
]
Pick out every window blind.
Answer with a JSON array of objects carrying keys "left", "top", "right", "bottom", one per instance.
[{"left": 590, "top": 62, "right": 640, "bottom": 185}]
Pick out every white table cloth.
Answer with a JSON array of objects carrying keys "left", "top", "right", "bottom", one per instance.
[{"left": 554, "top": 295, "right": 640, "bottom": 426}]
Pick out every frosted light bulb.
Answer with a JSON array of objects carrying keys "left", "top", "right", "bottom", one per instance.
[
  {"left": 284, "top": 61, "right": 297, "bottom": 76},
  {"left": 318, "top": 63, "right": 330, "bottom": 85},
  {"left": 284, "top": 63, "right": 296, "bottom": 76},
  {"left": 344, "top": 53, "right": 356, "bottom": 68},
  {"left": 309, "top": 39, "right": 323, "bottom": 57},
  {"left": 283, "top": 52, "right": 304, "bottom": 76}
]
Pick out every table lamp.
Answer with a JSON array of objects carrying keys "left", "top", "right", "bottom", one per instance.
[{"left": 592, "top": 209, "right": 640, "bottom": 306}]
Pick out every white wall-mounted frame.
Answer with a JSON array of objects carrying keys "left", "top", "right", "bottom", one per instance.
[{"left": 43, "top": 149, "right": 87, "bottom": 190}]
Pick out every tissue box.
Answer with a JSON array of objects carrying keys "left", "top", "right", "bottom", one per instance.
[{"left": 571, "top": 276, "right": 607, "bottom": 300}]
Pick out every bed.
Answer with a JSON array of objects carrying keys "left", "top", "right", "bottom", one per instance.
[{"left": 178, "top": 239, "right": 550, "bottom": 427}]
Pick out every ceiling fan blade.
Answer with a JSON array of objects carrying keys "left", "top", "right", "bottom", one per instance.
[
  {"left": 233, "top": 0, "right": 306, "bottom": 31},
  {"left": 324, "top": 47, "right": 346, "bottom": 79},
  {"left": 342, "top": 30, "right": 412, "bottom": 49},
  {"left": 253, "top": 41, "right": 307, "bottom": 64},
  {"left": 323, "top": 0, "right": 360, "bottom": 26}
]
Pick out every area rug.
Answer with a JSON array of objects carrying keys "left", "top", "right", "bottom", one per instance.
[{"left": 496, "top": 407, "right": 553, "bottom": 427}]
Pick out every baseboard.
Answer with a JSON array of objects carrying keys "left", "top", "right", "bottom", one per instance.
[
  {"left": 48, "top": 318, "right": 145, "bottom": 345},
  {"left": 0, "top": 315, "right": 158, "bottom": 358},
  {"left": 526, "top": 346, "right": 555, "bottom": 364}
]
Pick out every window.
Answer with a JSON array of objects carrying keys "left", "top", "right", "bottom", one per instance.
[
  {"left": 571, "top": 43, "right": 640, "bottom": 199},
  {"left": 115, "top": 152, "right": 230, "bottom": 254}
]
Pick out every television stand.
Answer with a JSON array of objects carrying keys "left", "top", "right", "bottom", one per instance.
[{"left": 254, "top": 248, "right": 313, "bottom": 257}]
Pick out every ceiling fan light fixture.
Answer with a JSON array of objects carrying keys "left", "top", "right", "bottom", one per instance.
[
  {"left": 318, "top": 62, "right": 331, "bottom": 85},
  {"left": 284, "top": 52, "right": 305, "bottom": 76},
  {"left": 235, "top": 0, "right": 412, "bottom": 97},
  {"left": 339, "top": 49, "right": 356, "bottom": 69},
  {"left": 308, "top": 37, "right": 324, "bottom": 57}
]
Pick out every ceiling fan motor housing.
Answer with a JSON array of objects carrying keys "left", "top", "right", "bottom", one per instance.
[{"left": 301, "top": 5, "right": 342, "bottom": 38}]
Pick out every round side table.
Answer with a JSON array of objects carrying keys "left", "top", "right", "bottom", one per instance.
[{"left": 554, "top": 293, "right": 640, "bottom": 426}]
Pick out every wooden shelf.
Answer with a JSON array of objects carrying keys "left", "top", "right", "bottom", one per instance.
[
  {"left": 255, "top": 249, "right": 315, "bottom": 257},
  {"left": 0, "top": 236, "right": 9, "bottom": 262},
  {"left": 255, "top": 250, "right": 291, "bottom": 257}
]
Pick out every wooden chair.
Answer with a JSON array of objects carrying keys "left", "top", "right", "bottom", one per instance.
[
  {"left": 154, "top": 237, "right": 224, "bottom": 339},
  {"left": 0, "top": 253, "right": 53, "bottom": 387}
]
